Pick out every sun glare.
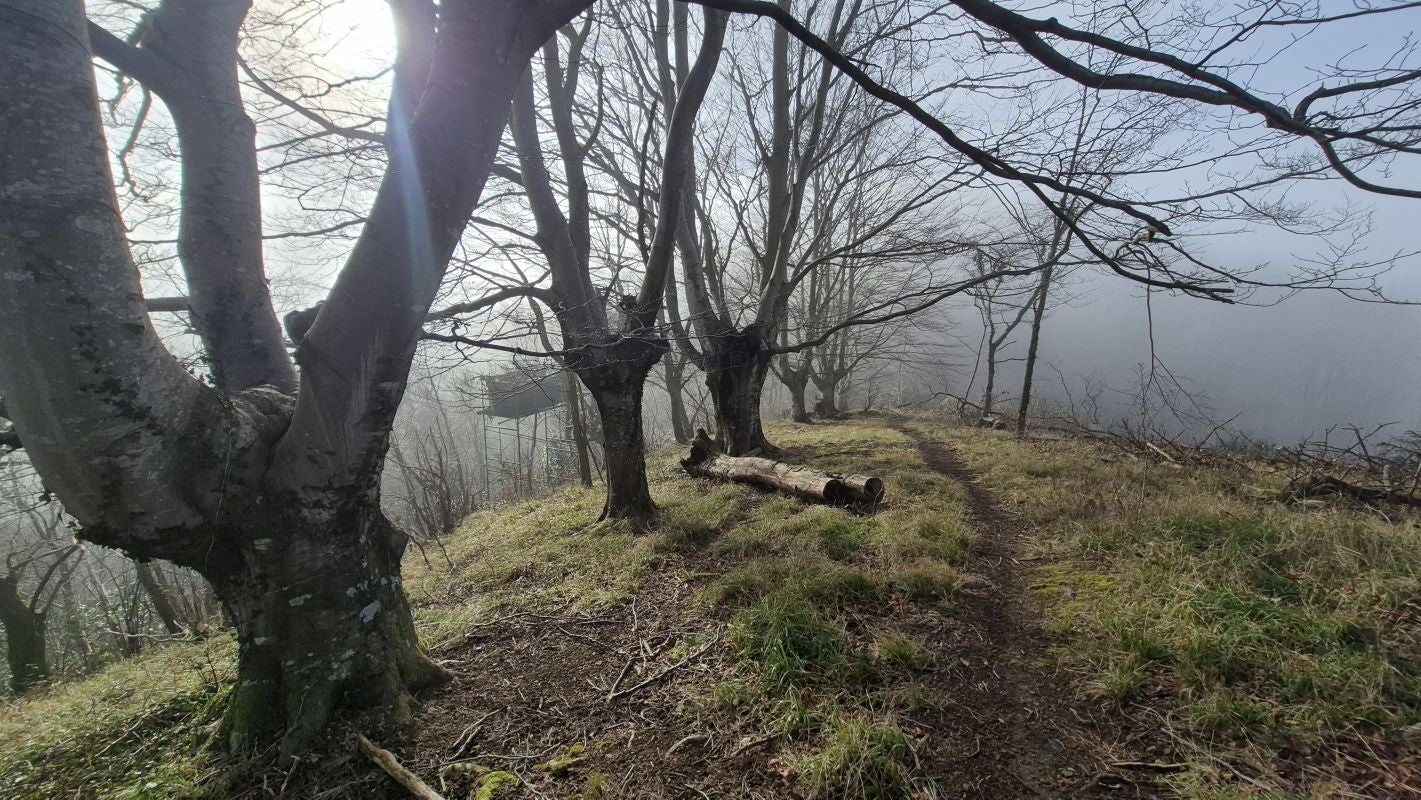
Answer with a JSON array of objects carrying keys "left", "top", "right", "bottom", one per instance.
[{"left": 325, "top": 0, "right": 397, "bottom": 68}]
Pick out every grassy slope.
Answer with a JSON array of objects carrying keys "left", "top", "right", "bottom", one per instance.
[
  {"left": 1, "top": 415, "right": 1416, "bottom": 799},
  {"left": 929, "top": 424, "right": 1420, "bottom": 798}
]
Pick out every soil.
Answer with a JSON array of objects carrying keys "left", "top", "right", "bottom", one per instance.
[{"left": 242, "top": 422, "right": 1179, "bottom": 799}]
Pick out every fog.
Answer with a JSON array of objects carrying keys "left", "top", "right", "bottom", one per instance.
[{"left": 998, "top": 279, "right": 1421, "bottom": 443}]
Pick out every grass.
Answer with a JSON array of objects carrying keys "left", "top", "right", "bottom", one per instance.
[
  {"left": 929, "top": 422, "right": 1421, "bottom": 797},
  {"left": 0, "top": 416, "right": 966, "bottom": 799},
  {"left": 0, "top": 637, "right": 235, "bottom": 799},
  {"left": 797, "top": 715, "right": 918, "bottom": 799},
  {"left": 7, "top": 414, "right": 1410, "bottom": 799}
]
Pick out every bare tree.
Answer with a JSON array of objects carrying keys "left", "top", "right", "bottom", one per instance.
[
  {"left": 429, "top": 3, "right": 729, "bottom": 523},
  {"left": 0, "top": 0, "right": 595, "bottom": 751}
]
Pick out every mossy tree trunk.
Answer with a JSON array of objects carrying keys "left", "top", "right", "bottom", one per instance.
[
  {"left": 207, "top": 500, "right": 445, "bottom": 752},
  {"left": 0, "top": 0, "right": 588, "bottom": 753}
]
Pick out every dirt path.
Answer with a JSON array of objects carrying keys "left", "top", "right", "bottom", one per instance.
[{"left": 895, "top": 422, "right": 1170, "bottom": 798}]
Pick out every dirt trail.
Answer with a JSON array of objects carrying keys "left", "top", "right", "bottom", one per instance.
[{"left": 894, "top": 422, "right": 1170, "bottom": 798}]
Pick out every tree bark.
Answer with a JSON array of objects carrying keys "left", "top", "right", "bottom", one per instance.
[
  {"left": 574, "top": 339, "right": 667, "bottom": 525},
  {"left": 0, "top": 575, "right": 48, "bottom": 695},
  {"left": 208, "top": 500, "right": 445, "bottom": 752},
  {"left": 705, "top": 329, "right": 775, "bottom": 455},
  {"left": 88, "top": 1, "right": 297, "bottom": 394}
]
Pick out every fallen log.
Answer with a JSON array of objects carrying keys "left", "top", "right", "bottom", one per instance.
[{"left": 681, "top": 431, "right": 884, "bottom": 505}]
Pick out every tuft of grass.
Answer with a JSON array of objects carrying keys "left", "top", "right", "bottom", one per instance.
[
  {"left": 656, "top": 486, "right": 746, "bottom": 553},
  {"left": 729, "top": 591, "right": 876, "bottom": 691},
  {"left": 875, "top": 634, "right": 936, "bottom": 672},
  {"left": 889, "top": 560, "right": 965, "bottom": 601},
  {"left": 709, "top": 554, "right": 883, "bottom": 607},
  {"left": 797, "top": 715, "right": 917, "bottom": 800}
]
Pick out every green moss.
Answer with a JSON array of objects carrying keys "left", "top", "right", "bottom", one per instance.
[
  {"left": 474, "top": 770, "right": 520, "bottom": 799},
  {"left": 535, "top": 742, "right": 587, "bottom": 776}
]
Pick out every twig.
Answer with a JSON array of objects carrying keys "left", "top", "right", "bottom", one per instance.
[
  {"left": 606, "top": 635, "right": 720, "bottom": 702},
  {"left": 357, "top": 734, "right": 446, "bottom": 800},
  {"left": 448, "top": 711, "right": 498, "bottom": 761},
  {"left": 666, "top": 733, "right": 710, "bottom": 756},
  {"left": 1110, "top": 760, "right": 1188, "bottom": 772},
  {"left": 605, "top": 656, "right": 637, "bottom": 698},
  {"left": 727, "top": 731, "right": 781, "bottom": 757}
]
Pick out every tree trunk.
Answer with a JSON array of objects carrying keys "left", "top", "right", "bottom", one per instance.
[
  {"left": 574, "top": 338, "right": 666, "bottom": 525},
  {"left": 1, "top": 0, "right": 584, "bottom": 753},
  {"left": 784, "top": 369, "right": 811, "bottom": 423},
  {"left": 812, "top": 372, "right": 842, "bottom": 417},
  {"left": 664, "top": 354, "right": 693, "bottom": 444},
  {"left": 706, "top": 329, "right": 774, "bottom": 455},
  {"left": 981, "top": 338, "right": 999, "bottom": 417},
  {"left": 1016, "top": 264, "right": 1054, "bottom": 436},
  {"left": 135, "top": 561, "right": 185, "bottom": 636},
  {"left": 207, "top": 501, "right": 446, "bottom": 753},
  {"left": 564, "top": 372, "right": 595, "bottom": 487},
  {"left": 0, "top": 575, "right": 48, "bottom": 695}
]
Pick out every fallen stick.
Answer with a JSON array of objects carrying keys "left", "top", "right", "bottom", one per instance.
[{"left": 358, "top": 734, "right": 446, "bottom": 800}]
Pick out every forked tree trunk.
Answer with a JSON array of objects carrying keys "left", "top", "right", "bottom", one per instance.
[
  {"left": 206, "top": 498, "right": 446, "bottom": 752},
  {"left": 0, "top": 0, "right": 585, "bottom": 752},
  {"left": 0, "top": 575, "right": 48, "bottom": 695},
  {"left": 574, "top": 338, "right": 667, "bottom": 525},
  {"left": 705, "top": 329, "right": 775, "bottom": 455}
]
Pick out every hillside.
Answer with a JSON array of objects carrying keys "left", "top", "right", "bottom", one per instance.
[{"left": 1, "top": 415, "right": 1417, "bottom": 799}]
